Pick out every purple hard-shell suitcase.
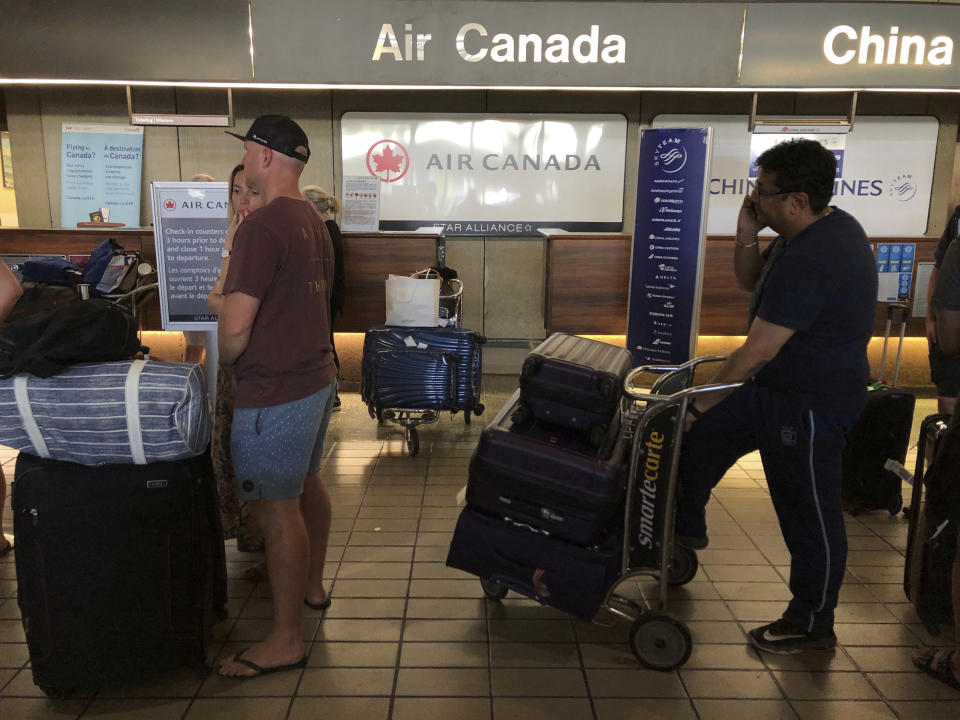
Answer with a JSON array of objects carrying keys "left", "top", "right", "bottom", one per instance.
[
  {"left": 517, "top": 333, "right": 632, "bottom": 446},
  {"left": 445, "top": 507, "right": 621, "bottom": 621},
  {"left": 466, "top": 390, "right": 626, "bottom": 545}
]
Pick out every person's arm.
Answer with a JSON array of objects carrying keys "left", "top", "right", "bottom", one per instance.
[
  {"left": 0, "top": 262, "right": 23, "bottom": 322},
  {"left": 688, "top": 317, "right": 796, "bottom": 419},
  {"left": 733, "top": 194, "right": 766, "bottom": 292},
  {"left": 207, "top": 213, "right": 245, "bottom": 315},
  {"left": 218, "top": 291, "right": 261, "bottom": 365},
  {"left": 926, "top": 266, "right": 940, "bottom": 347},
  {"left": 938, "top": 307, "right": 960, "bottom": 355}
]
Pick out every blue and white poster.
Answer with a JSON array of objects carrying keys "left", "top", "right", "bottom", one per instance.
[
  {"left": 876, "top": 242, "right": 916, "bottom": 302},
  {"left": 627, "top": 128, "right": 712, "bottom": 366},
  {"left": 61, "top": 123, "right": 144, "bottom": 228}
]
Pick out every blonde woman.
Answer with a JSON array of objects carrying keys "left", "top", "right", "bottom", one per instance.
[{"left": 302, "top": 185, "right": 345, "bottom": 407}]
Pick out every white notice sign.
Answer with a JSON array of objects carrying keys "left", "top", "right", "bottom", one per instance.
[{"left": 342, "top": 175, "right": 381, "bottom": 232}]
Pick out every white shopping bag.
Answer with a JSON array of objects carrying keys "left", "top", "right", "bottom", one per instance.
[{"left": 385, "top": 274, "right": 440, "bottom": 326}]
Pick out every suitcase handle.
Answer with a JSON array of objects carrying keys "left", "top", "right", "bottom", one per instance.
[{"left": 879, "top": 303, "right": 911, "bottom": 387}]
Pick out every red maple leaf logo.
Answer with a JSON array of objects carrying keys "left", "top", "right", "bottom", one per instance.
[
  {"left": 366, "top": 140, "right": 410, "bottom": 183},
  {"left": 163, "top": 199, "right": 176, "bottom": 210}
]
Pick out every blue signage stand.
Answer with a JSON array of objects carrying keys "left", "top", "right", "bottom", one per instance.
[{"left": 627, "top": 128, "right": 712, "bottom": 367}]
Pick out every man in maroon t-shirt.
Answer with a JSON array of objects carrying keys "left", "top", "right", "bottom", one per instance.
[{"left": 217, "top": 115, "right": 337, "bottom": 679}]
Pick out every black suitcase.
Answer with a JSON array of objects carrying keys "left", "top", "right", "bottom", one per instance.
[
  {"left": 12, "top": 451, "right": 227, "bottom": 697},
  {"left": 361, "top": 326, "right": 485, "bottom": 417},
  {"left": 516, "top": 333, "right": 632, "bottom": 446},
  {"left": 466, "top": 390, "right": 626, "bottom": 545},
  {"left": 904, "top": 412, "right": 959, "bottom": 635},
  {"left": 367, "top": 348, "right": 459, "bottom": 411},
  {"left": 841, "top": 304, "right": 915, "bottom": 515},
  {"left": 446, "top": 507, "right": 622, "bottom": 621}
]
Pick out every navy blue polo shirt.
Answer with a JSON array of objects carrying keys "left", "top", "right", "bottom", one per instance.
[{"left": 750, "top": 207, "right": 878, "bottom": 412}]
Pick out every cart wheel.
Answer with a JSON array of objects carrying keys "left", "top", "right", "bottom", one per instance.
[
  {"left": 480, "top": 578, "right": 508, "bottom": 600},
  {"left": 474, "top": 403, "right": 485, "bottom": 417},
  {"left": 629, "top": 612, "right": 692, "bottom": 671},
  {"left": 668, "top": 545, "right": 699, "bottom": 586},
  {"left": 510, "top": 403, "right": 530, "bottom": 425},
  {"left": 405, "top": 427, "right": 419, "bottom": 457},
  {"left": 888, "top": 494, "right": 903, "bottom": 516}
]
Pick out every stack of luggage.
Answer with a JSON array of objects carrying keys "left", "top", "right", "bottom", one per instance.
[
  {"left": 446, "top": 333, "right": 633, "bottom": 621},
  {"left": 0, "top": 299, "right": 225, "bottom": 697}
]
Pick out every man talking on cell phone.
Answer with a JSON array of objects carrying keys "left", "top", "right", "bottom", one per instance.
[{"left": 673, "top": 139, "right": 877, "bottom": 655}]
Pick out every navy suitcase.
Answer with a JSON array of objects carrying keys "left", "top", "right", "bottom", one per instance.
[
  {"left": 368, "top": 348, "right": 458, "bottom": 411},
  {"left": 361, "top": 326, "right": 485, "bottom": 415},
  {"left": 466, "top": 390, "right": 626, "bottom": 545},
  {"left": 446, "top": 507, "right": 622, "bottom": 621},
  {"left": 12, "top": 451, "right": 226, "bottom": 697},
  {"left": 516, "top": 333, "right": 632, "bottom": 446},
  {"left": 904, "top": 412, "right": 960, "bottom": 634}
]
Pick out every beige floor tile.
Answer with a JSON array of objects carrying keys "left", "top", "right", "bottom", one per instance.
[
  {"left": 95, "top": 667, "right": 206, "bottom": 699},
  {"left": 572, "top": 620, "right": 633, "bottom": 644},
  {"left": 489, "top": 619, "right": 576, "bottom": 643},
  {"left": 686, "top": 621, "right": 749, "bottom": 644},
  {"left": 758, "top": 649, "right": 857, "bottom": 672},
  {"left": 886, "top": 700, "right": 960, "bottom": 719},
  {"left": 866, "top": 670, "right": 960, "bottom": 700},
  {"left": 352, "top": 517, "right": 420, "bottom": 531},
  {"left": 403, "top": 619, "right": 488, "bottom": 642},
  {"left": 666, "top": 600, "right": 735, "bottom": 622},
  {"left": 297, "top": 667, "right": 395, "bottom": 696},
  {"left": 418, "top": 518, "right": 458, "bottom": 532},
  {"left": 0, "top": 621, "right": 25, "bottom": 643},
  {"left": 726, "top": 601, "right": 791, "bottom": 622},
  {"left": 405, "top": 598, "right": 486, "bottom": 619},
  {"left": 585, "top": 668, "right": 687, "bottom": 697},
  {"left": 307, "top": 642, "right": 399, "bottom": 667},
  {"left": 495, "top": 697, "right": 595, "bottom": 720},
  {"left": 772, "top": 670, "right": 880, "bottom": 700},
  {"left": 355, "top": 507, "right": 421, "bottom": 520},
  {"left": 0, "top": 697, "right": 87, "bottom": 720},
  {"left": 713, "top": 582, "right": 791, "bottom": 601},
  {"left": 324, "top": 598, "right": 406, "bottom": 619},
  {"left": 681, "top": 669, "right": 783, "bottom": 698},
  {"left": 348, "top": 531, "right": 418, "bottom": 546},
  {"left": 697, "top": 549, "right": 770, "bottom": 565},
  {"left": 415, "top": 532, "right": 456, "bottom": 546},
  {"left": 844, "top": 645, "right": 920, "bottom": 672},
  {"left": 489, "top": 642, "right": 580, "bottom": 668},
  {"left": 396, "top": 668, "right": 489, "bottom": 696},
  {"left": 400, "top": 642, "right": 488, "bottom": 667},
  {"left": 420, "top": 507, "right": 461, "bottom": 519},
  {"left": 411, "top": 563, "right": 471, "bottom": 580},
  {"left": 336, "top": 561, "right": 411, "bottom": 580},
  {"left": 393, "top": 697, "right": 490, "bottom": 720},
  {"left": 693, "top": 699, "right": 798, "bottom": 720},
  {"left": 288, "top": 697, "right": 390, "bottom": 720},
  {"left": 790, "top": 700, "right": 897, "bottom": 720},
  {"left": 834, "top": 603, "right": 899, "bottom": 623},
  {"left": 701, "top": 565, "right": 783, "bottom": 582},
  {"left": 409, "top": 580, "right": 482, "bottom": 598},
  {"left": 341, "top": 546, "right": 414, "bottom": 562},
  {"left": 486, "top": 600, "right": 568, "bottom": 621},
  {"left": 77, "top": 699, "right": 190, "bottom": 719},
  {"left": 491, "top": 668, "right": 587, "bottom": 696},
  {"left": 185, "top": 698, "right": 290, "bottom": 720},
  {"left": 228, "top": 618, "right": 318, "bottom": 642},
  {"left": 1, "top": 669, "right": 95, "bottom": 698},
  {"left": 413, "top": 546, "right": 450, "bottom": 562},
  {"left": 685, "top": 642, "right": 766, "bottom": 670},
  {"left": 331, "top": 579, "right": 410, "bottom": 597},
  {"left": 838, "top": 584, "right": 883, "bottom": 602},
  {"left": 577, "top": 643, "right": 640, "bottom": 669},
  {"left": 0, "top": 643, "right": 28, "bottom": 669},
  {"left": 834, "top": 623, "right": 921, "bottom": 646},
  {"left": 317, "top": 619, "right": 403, "bottom": 642}
]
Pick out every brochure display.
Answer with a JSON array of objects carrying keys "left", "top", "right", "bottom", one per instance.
[{"left": 627, "top": 128, "right": 712, "bottom": 367}]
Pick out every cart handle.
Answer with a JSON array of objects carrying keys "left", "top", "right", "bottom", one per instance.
[
  {"left": 625, "top": 355, "right": 729, "bottom": 395},
  {"left": 622, "top": 381, "right": 743, "bottom": 404}
]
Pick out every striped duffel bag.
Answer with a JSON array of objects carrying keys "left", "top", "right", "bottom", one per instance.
[{"left": 0, "top": 359, "right": 211, "bottom": 465}]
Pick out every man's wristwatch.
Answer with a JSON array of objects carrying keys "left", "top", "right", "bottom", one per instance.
[{"left": 221, "top": 248, "right": 231, "bottom": 259}]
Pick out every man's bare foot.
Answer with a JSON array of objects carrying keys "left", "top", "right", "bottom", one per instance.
[
  {"left": 218, "top": 637, "right": 307, "bottom": 679},
  {"left": 912, "top": 646, "right": 960, "bottom": 691},
  {"left": 304, "top": 587, "right": 330, "bottom": 611}
]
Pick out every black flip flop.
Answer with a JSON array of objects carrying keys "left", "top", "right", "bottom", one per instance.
[
  {"left": 304, "top": 596, "right": 331, "bottom": 611},
  {"left": 915, "top": 647, "right": 960, "bottom": 692},
  {"left": 219, "top": 648, "right": 307, "bottom": 679}
]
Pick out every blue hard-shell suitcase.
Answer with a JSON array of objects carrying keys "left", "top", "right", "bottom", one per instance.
[
  {"left": 369, "top": 348, "right": 458, "bottom": 411},
  {"left": 361, "top": 326, "right": 485, "bottom": 415},
  {"left": 446, "top": 507, "right": 621, "bottom": 621}
]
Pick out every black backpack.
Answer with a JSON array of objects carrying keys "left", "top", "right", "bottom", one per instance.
[{"left": 0, "top": 298, "right": 147, "bottom": 379}]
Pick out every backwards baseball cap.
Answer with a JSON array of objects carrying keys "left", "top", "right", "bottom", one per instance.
[{"left": 226, "top": 115, "right": 310, "bottom": 163}]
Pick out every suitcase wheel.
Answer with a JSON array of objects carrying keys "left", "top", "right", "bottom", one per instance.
[
  {"left": 629, "top": 612, "right": 692, "bottom": 671},
  {"left": 473, "top": 403, "right": 485, "bottom": 417},
  {"left": 510, "top": 403, "right": 531, "bottom": 426},
  {"left": 588, "top": 423, "right": 608, "bottom": 449},
  {"left": 480, "top": 578, "right": 508, "bottom": 600},
  {"left": 598, "top": 375, "right": 619, "bottom": 401},
  {"left": 521, "top": 356, "right": 541, "bottom": 378},
  {"left": 405, "top": 427, "right": 420, "bottom": 457},
  {"left": 668, "top": 545, "right": 699, "bottom": 586},
  {"left": 888, "top": 495, "right": 903, "bottom": 516}
]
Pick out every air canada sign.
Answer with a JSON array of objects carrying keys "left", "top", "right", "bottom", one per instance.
[{"left": 341, "top": 113, "right": 627, "bottom": 236}]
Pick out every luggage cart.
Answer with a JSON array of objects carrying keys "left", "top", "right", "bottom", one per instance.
[{"left": 478, "top": 356, "right": 739, "bottom": 671}]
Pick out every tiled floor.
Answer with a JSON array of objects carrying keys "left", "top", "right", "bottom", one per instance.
[{"left": 0, "top": 380, "right": 958, "bottom": 719}]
